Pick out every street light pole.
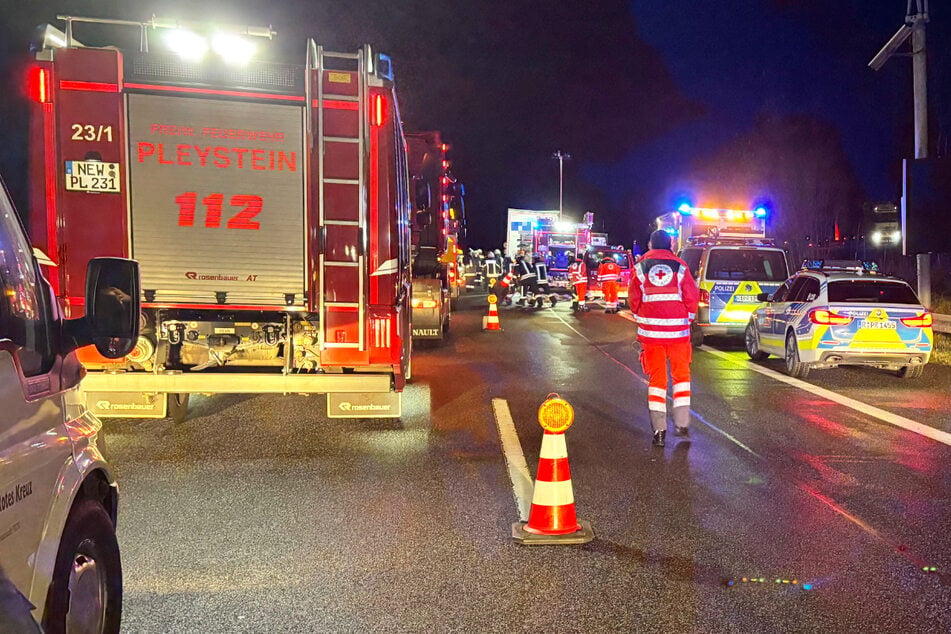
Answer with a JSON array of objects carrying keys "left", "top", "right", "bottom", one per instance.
[
  {"left": 868, "top": 0, "right": 931, "bottom": 306},
  {"left": 552, "top": 150, "right": 571, "bottom": 221}
]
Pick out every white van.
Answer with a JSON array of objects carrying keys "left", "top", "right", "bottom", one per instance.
[{"left": 0, "top": 178, "right": 139, "bottom": 632}]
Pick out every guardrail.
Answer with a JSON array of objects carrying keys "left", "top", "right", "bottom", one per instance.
[{"left": 934, "top": 313, "right": 951, "bottom": 334}]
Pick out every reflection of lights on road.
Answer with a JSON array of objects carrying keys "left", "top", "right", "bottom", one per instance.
[{"left": 724, "top": 576, "right": 812, "bottom": 590}]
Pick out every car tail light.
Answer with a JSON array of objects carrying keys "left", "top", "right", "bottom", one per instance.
[
  {"left": 411, "top": 298, "right": 437, "bottom": 309},
  {"left": 699, "top": 289, "right": 710, "bottom": 306},
  {"left": 809, "top": 309, "right": 853, "bottom": 326},
  {"left": 900, "top": 312, "right": 933, "bottom": 327}
]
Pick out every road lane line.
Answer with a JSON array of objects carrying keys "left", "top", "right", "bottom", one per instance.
[
  {"left": 491, "top": 398, "right": 534, "bottom": 521},
  {"left": 702, "top": 346, "right": 951, "bottom": 447},
  {"left": 687, "top": 409, "right": 763, "bottom": 459}
]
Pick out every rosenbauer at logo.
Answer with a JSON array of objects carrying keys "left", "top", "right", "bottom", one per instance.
[
  {"left": 338, "top": 402, "right": 392, "bottom": 412},
  {"left": 185, "top": 272, "right": 260, "bottom": 282}
]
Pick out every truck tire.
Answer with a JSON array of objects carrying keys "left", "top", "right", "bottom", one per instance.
[
  {"left": 43, "top": 499, "right": 122, "bottom": 634},
  {"left": 167, "top": 393, "right": 189, "bottom": 424}
]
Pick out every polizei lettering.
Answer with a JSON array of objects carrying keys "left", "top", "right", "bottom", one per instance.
[
  {"left": 0, "top": 481, "right": 32, "bottom": 513},
  {"left": 136, "top": 142, "right": 297, "bottom": 172}
]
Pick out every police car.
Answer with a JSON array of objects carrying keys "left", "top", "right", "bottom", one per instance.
[
  {"left": 0, "top": 176, "right": 139, "bottom": 631},
  {"left": 744, "top": 261, "right": 932, "bottom": 378},
  {"left": 680, "top": 241, "right": 790, "bottom": 345}
]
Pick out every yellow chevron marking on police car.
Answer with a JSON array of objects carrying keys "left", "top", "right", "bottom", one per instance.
[
  {"left": 851, "top": 308, "right": 903, "bottom": 346},
  {"left": 715, "top": 280, "right": 767, "bottom": 324}
]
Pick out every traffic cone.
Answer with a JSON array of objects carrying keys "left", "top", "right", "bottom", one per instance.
[
  {"left": 483, "top": 295, "right": 502, "bottom": 331},
  {"left": 512, "top": 400, "right": 594, "bottom": 545}
]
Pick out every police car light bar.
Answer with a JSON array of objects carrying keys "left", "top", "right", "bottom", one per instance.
[
  {"left": 800, "top": 259, "right": 878, "bottom": 274},
  {"left": 677, "top": 204, "right": 768, "bottom": 220}
]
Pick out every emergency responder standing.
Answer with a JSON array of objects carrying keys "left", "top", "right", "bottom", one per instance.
[
  {"left": 628, "top": 230, "right": 699, "bottom": 447},
  {"left": 484, "top": 249, "right": 501, "bottom": 288},
  {"left": 533, "top": 253, "right": 555, "bottom": 308},
  {"left": 597, "top": 253, "right": 621, "bottom": 313},
  {"left": 567, "top": 252, "right": 588, "bottom": 311},
  {"left": 515, "top": 251, "right": 536, "bottom": 305}
]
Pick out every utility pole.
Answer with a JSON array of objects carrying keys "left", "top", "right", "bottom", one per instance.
[
  {"left": 552, "top": 150, "right": 571, "bottom": 221},
  {"left": 868, "top": 0, "right": 931, "bottom": 307}
]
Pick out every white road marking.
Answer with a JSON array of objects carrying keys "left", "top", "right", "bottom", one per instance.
[
  {"left": 702, "top": 346, "right": 951, "bottom": 447},
  {"left": 491, "top": 398, "right": 534, "bottom": 521}
]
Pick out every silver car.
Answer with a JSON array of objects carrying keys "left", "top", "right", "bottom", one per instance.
[{"left": 0, "top": 178, "right": 139, "bottom": 632}]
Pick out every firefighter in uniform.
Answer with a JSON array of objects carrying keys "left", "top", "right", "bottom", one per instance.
[
  {"left": 484, "top": 249, "right": 501, "bottom": 288},
  {"left": 567, "top": 252, "right": 588, "bottom": 311},
  {"left": 628, "top": 230, "right": 700, "bottom": 447},
  {"left": 597, "top": 253, "right": 621, "bottom": 313},
  {"left": 514, "top": 252, "right": 536, "bottom": 305}
]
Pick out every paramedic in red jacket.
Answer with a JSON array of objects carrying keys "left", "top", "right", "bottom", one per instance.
[
  {"left": 597, "top": 254, "right": 622, "bottom": 313},
  {"left": 628, "top": 230, "right": 700, "bottom": 447},
  {"left": 567, "top": 252, "right": 588, "bottom": 311}
]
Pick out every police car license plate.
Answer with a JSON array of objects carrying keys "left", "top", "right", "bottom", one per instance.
[
  {"left": 732, "top": 294, "right": 760, "bottom": 304},
  {"left": 860, "top": 320, "right": 896, "bottom": 329},
  {"left": 65, "top": 161, "right": 121, "bottom": 193}
]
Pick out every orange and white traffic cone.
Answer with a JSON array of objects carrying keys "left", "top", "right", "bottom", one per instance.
[
  {"left": 483, "top": 294, "right": 502, "bottom": 331},
  {"left": 512, "top": 396, "right": 594, "bottom": 545}
]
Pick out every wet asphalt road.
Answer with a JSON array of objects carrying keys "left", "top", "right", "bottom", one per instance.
[{"left": 103, "top": 294, "right": 951, "bottom": 632}]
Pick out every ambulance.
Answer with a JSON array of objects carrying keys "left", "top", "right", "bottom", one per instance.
[{"left": 656, "top": 204, "right": 790, "bottom": 345}]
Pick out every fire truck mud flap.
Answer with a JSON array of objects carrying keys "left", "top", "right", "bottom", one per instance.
[
  {"left": 327, "top": 392, "right": 402, "bottom": 418},
  {"left": 84, "top": 391, "right": 168, "bottom": 418}
]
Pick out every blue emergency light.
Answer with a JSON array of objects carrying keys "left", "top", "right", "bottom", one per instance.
[{"left": 675, "top": 204, "right": 768, "bottom": 220}]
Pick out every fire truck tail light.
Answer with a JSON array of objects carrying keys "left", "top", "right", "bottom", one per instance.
[
  {"left": 900, "top": 313, "right": 932, "bottom": 327},
  {"left": 372, "top": 94, "right": 386, "bottom": 126},
  {"left": 809, "top": 309, "right": 853, "bottom": 326},
  {"left": 29, "top": 67, "right": 50, "bottom": 103},
  {"left": 371, "top": 316, "right": 393, "bottom": 348}
]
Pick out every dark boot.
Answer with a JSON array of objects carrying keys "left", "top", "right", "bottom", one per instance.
[
  {"left": 652, "top": 430, "right": 666, "bottom": 447},
  {"left": 673, "top": 406, "right": 690, "bottom": 437}
]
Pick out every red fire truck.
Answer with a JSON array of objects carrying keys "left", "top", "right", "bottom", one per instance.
[
  {"left": 27, "top": 16, "right": 412, "bottom": 421},
  {"left": 406, "top": 131, "right": 464, "bottom": 340},
  {"left": 532, "top": 212, "right": 594, "bottom": 289}
]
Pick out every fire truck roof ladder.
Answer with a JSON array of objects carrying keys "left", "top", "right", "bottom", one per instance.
[{"left": 308, "top": 40, "right": 368, "bottom": 351}]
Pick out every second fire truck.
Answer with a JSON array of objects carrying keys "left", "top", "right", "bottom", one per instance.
[
  {"left": 28, "top": 16, "right": 413, "bottom": 420},
  {"left": 406, "top": 131, "right": 464, "bottom": 341}
]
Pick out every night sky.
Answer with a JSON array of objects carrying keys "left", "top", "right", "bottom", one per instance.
[{"left": 2, "top": 1, "right": 949, "bottom": 250}]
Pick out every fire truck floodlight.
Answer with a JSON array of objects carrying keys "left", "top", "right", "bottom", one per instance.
[
  {"left": 211, "top": 33, "right": 256, "bottom": 65},
  {"left": 163, "top": 29, "right": 208, "bottom": 61}
]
